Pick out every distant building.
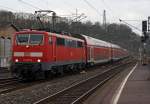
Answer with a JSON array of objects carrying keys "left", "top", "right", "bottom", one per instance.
[
  {"left": 0, "top": 24, "right": 18, "bottom": 38},
  {"left": 0, "top": 24, "right": 18, "bottom": 68},
  {"left": 0, "top": 24, "right": 18, "bottom": 56}
]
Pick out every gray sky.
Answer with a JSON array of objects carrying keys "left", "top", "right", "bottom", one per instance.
[{"left": 0, "top": 0, "right": 150, "bottom": 35}]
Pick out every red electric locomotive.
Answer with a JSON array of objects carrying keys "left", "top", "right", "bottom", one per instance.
[
  {"left": 11, "top": 30, "right": 128, "bottom": 80},
  {"left": 11, "top": 30, "right": 85, "bottom": 80}
]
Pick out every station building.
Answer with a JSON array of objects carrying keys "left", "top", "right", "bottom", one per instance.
[{"left": 0, "top": 24, "right": 18, "bottom": 68}]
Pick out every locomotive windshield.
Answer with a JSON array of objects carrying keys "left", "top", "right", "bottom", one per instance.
[{"left": 16, "top": 34, "right": 43, "bottom": 45}]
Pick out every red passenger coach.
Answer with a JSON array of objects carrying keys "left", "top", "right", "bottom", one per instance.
[
  {"left": 11, "top": 30, "right": 86, "bottom": 80},
  {"left": 82, "top": 35, "right": 111, "bottom": 65},
  {"left": 81, "top": 35, "right": 128, "bottom": 65},
  {"left": 111, "top": 44, "right": 128, "bottom": 61}
]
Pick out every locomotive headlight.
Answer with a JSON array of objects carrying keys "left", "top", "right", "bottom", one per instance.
[
  {"left": 15, "top": 59, "right": 19, "bottom": 62},
  {"left": 37, "top": 59, "right": 41, "bottom": 62}
]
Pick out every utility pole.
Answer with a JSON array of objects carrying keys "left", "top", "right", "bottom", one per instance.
[
  {"left": 76, "top": 9, "right": 78, "bottom": 22},
  {"left": 103, "top": 10, "right": 106, "bottom": 31},
  {"left": 52, "top": 12, "right": 56, "bottom": 31}
]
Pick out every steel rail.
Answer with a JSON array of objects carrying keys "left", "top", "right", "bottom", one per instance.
[{"left": 34, "top": 61, "right": 134, "bottom": 104}]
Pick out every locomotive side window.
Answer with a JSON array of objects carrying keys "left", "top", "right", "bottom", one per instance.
[
  {"left": 70, "top": 40, "right": 77, "bottom": 48},
  {"left": 65, "top": 39, "right": 77, "bottom": 48},
  {"left": 57, "top": 37, "right": 65, "bottom": 45},
  {"left": 65, "top": 39, "right": 70, "bottom": 47},
  {"left": 77, "top": 41, "right": 83, "bottom": 48}
]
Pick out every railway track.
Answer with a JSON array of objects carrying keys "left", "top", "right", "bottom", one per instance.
[
  {"left": 0, "top": 78, "right": 20, "bottom": 94},
  {"left": 0, "top": 78, "right": 18, "bottom": 85},
  {"left": 34, "top": 61, "right": 134, "bottom": 104},
  {"left": 0, "top": 78, "right": 54, "bottom": 95},
  {"left": 0, "top": 58, "right": 133, "bottom": 96}
]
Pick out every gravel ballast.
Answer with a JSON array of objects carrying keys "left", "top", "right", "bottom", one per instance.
[{"left": 0, "top": 64, "right": 119, "bottom": 104}]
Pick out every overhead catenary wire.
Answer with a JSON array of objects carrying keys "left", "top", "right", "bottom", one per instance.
[
  {"left": 18, "top": 0, "right": 41, "bottom": 10},
  {"left": 83, "top": 0, "right": 102, "bottom": 16},
  {"left": 120, "top": 20, "right": 143, "bottom": 22},
  {"left": 119, "top": 19, "right": 142, "bottom": 32},
  {"left": 100, "top": 0, "right": 121, "bottom": 23},
  {"left": 100, "top": 0, "right": 143, "bottom": 33},
  {"left": 0, "top": 5, "right": 18, "bottom": 12},
  {"left": 100, "top": 0, "right": 139, "bottom": 22},
  {"left": 18, "top": 0, "right": 73, "bottom": 19}
]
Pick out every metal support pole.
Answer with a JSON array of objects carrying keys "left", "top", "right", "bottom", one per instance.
[{"left": 52, "top": 12, "right": 56, "bottom": 31}]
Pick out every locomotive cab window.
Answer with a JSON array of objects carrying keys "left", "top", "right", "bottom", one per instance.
[
  {"left": 16, "top": 34, "right": 43, "bottom": 45},
  {"left": 29, "top": 34, "right": 43, "bottom": 45},
  {"left": 16, "top": 34, "right": 29, "bottom": 45}
]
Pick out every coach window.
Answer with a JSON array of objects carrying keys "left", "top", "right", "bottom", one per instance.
[
  {"left": 57, "top": 37, "right": 65, "bottom": 45},
  {"left": 49, "top": 36, "right": 52, "bottom": 44}
]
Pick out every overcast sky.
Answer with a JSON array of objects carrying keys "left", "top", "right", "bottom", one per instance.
[{"left": 0, "top": 0, "right": 150, "bottom": 35}]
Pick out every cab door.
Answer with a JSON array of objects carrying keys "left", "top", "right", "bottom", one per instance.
[
  {"left": 52, "top": 36, "right": 56, "bottom": 61},
  {"left": 90, "top": 47, "right": 94, "bottom": 62}
]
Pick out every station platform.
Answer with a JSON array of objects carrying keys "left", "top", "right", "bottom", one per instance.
[
  {"left": 84, "top": 63, "right": 150, "bottom": 104},
  {"left": 117, "top": 63, "right": 150, "bottom": 104}
]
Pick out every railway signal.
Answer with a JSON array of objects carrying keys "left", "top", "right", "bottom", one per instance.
[
  {"left": 148, "top": 16, "right": 150, "bottom": 31},
  {"left": 142, "top": 21, "right": 147, "bottom": 32},
  {"left": 141, "top": 20, "right": 149, "bottom": 65},
  {"left": 141, "top": 20, "right": 149, "bottom": 43}
]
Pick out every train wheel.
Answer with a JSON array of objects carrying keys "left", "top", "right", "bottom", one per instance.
[
  {"left": 57, "top": 66, "right": 64, "bottom": 77},
  {"left": 72, "top": 64, "right": 79, "bottom": 73}
]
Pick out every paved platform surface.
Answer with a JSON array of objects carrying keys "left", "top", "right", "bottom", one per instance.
[
  {"left": 118, "top": 64, "right": 150, "bottom": 104},
  {"left": 84, "top": 63, "right": 150, "bottom": 104}
]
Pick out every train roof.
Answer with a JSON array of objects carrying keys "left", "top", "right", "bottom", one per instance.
[
  {"left": 15, "top": 30, "right": 123, "bottom": 49},
  {"left": 81, "top": 35, "right": 110, "bottom": 47},
  {"left": 49, "top": 32, "right": 84, "bottom": 42},
  {"left": 15, "top": 30, "right": 84, "bottom": 42},
  {"left": 108, "top": 42, "right": 121, "bottom": 49},
  {"left": 82, "top": 35, "right": 122, "bottom": 49}
]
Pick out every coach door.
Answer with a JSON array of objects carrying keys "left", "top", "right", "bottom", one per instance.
[
  {"left": 90, "top": 47, "right": 94, "bottom": 62},
  {"left": 51, "top": 36, "right": 56, "bottom": 61}
]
